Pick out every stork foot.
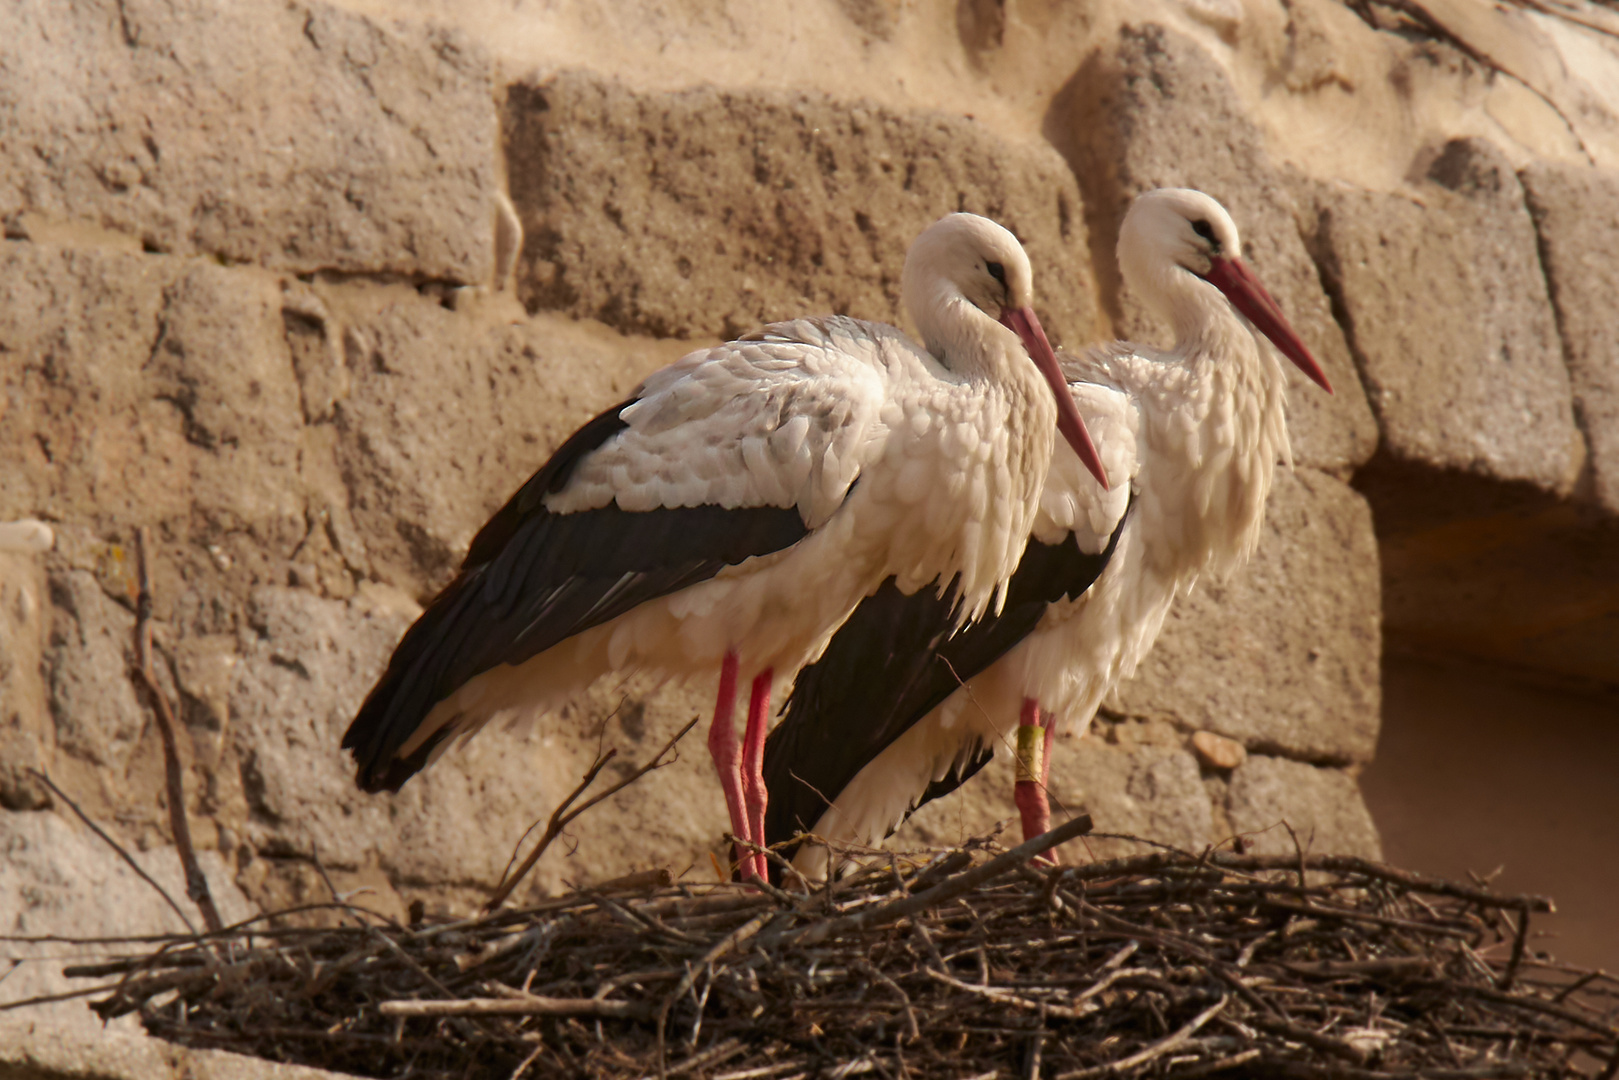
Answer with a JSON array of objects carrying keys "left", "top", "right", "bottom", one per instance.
[
  {"left": 706, "top": 652, "right": 757, "bottom": 880},
  {"left": 740, "top": 668, "right": 773, "bottom": 883}
]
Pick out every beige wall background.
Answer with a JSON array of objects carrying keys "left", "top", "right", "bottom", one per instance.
[{"left": 1, "top": 0, "right": 1616, "bottom": 1073}]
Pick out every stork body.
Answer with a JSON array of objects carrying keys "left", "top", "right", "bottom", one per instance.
[
  {"left": 341, "top": 213, "right": 1107, "bottom": 881},
  {"left": 763, "top": 189, "right": 1333, "bottom": 875}
]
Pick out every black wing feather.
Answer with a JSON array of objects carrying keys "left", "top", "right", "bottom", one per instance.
[
  {"left": 763, "top": 506, "right": 1131, "bottom": 854},
  {"left": 342, "top": 397, "right": 810, "bottom": 793}
]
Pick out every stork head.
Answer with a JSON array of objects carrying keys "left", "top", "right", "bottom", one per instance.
[
  {"left": 1118, "top": 189, "right": 1332, "bottom": 393},
  {"left": 903, "top": 213, "right": 1109, "bottom": 489}
]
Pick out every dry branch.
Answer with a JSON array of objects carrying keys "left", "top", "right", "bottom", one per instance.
[
  {"left": 133, "top": 527, "right": 224, "bottom": 934},
  {"left": 485, "top": 715, "right": 700, "bottom": 912}
]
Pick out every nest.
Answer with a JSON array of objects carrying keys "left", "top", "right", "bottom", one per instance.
[{"left": 60, "top": 818, "right": 1619, "bottom": 1079}]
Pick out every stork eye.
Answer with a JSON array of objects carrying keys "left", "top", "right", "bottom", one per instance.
[
  {"left": 1190, "top": 219, "right": 1216, "bottom": 244},
  {"left": 985, "top": 261, "right": 1007, "bottom": 286}
]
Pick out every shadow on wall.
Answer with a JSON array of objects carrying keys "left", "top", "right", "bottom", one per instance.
[{"left": 1362, "top": 654, "right": 1619, "bottom": 975}]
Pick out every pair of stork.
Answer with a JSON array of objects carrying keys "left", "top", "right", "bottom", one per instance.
[{"left": 341, "top": 189, "right": 1332, "bottom": 884}]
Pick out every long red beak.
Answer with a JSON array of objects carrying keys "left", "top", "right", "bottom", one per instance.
[
  {"left": 1000, "top": 306, "right": 1109, "bottom": 490},
  {"left": 1204, "top": 257, "right": 1333, "bottom": 394}
]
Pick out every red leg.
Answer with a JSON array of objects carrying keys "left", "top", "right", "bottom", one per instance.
[
  {"left": 1013, "top": 697, "right": 1056, "bottom": 863},
  {"left": 706, "top": 652, "right": 750, "bottom": 878},
  {"left": 740, "top": 668, "right": 773, "bottom": 882}
]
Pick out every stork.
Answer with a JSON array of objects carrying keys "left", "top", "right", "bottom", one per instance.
[
  {"left": 762, "top": 188, "right": 1334, "bottom": 877},
  {"left": 340, "top": 213, "right": 1108, "bottom": 882}
]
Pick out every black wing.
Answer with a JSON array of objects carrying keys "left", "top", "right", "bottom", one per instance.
[
  {"left": 342, "top": 398, "right": 810, "bottom": 793},
  {"left": 763, "top": 507, "right": 1130, "bottom": 856}
]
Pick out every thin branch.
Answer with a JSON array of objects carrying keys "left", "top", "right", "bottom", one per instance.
[
  {"left": 26, "top": 768, "right": 194, "bottom": 934},
  {"left": 133, "top": 527, "right": 224, "bottom": 934},
  {"left": 485, "top": 715, "right": 700, "bottom": 911}
]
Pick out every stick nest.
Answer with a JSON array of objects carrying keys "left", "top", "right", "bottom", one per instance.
[{"left": 64, "top": 826, "right": 1619, "bottom": 1079}]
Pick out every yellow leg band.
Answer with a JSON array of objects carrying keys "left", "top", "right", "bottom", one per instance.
[{"left": 1014, "top": 724, "right": 1043, "bottom": 784}]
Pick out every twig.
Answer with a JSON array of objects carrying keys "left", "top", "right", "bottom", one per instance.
[
  {"left": 26, "top": 767, "right": 195, "bottom": 934},
  {"left": 133, "top": 527, "right": 224, "bottom": 934},
  {"left": 485, "top": 715, "right": 699, "bottom": 911},
  {"left": 378, "top": 995, "right": 651, "bottom": 1020},
  {"left": 1053, "top": 995, "right": 1227, "bottom": 1079}
]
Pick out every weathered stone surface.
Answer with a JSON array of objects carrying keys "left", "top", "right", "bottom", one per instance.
[
  {"left": 0, "top": 810, "right": 256, "bottom": 1033},
  {"left": 1521, "top": 162, "right": 1619, "bottom": 515},
  {"left": 0, "top": 552, "right": 51, "bottom": 810},
  {"left": 1048, "top": 22, "right": 1379, "bottom": 474},
  {"left": 0, "top": 243, "right": 307, "bottom": 596},
  {"left": 1226, "top": 755, "right": 1382, "bottom": 859},
  {"left": 1302, "top": 139, "right": 1581, "bottom": 494},
  {"left": 1108, "top": 468, "right": 1382, "bottom": 765},
  {"left": 0, "top": 0, "right": 497, "bottom": 282},
  {"left": 504, "top": 70, "right": 1101, "bottom": 349},
  {"left": 45, "top": 570, "right": 144, "bottom": 772},
  {"left": 0, "top": 1020, "right": 356, "bottom": 1080}
]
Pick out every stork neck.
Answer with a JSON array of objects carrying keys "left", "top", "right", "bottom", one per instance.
[{"left": 913, "top": 289, "right": 1023, "bottom": 383}]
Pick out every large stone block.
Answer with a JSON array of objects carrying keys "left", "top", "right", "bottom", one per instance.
[
  {"left": 1048, "top": 22, "right": 1379, "bottom": 474},
  {"left": 0, "top": 552, "right": 51, "bottom": 810},
  {"left": 0, "top": 0, "right": 497, "bottom": 283},
  {"left": 1107, "top": 468, "right": 1382, "bottom": 765},
  {"left": 1226, "top": 754, "right": 1382, "bottom": 860},
  {"left": 0, "top": 810, "right": 255, "bottom": 1034},
  {"left": 503, "top": 70, "right": 1101, "bottom": 349},
  {"left": 1521, "top": 162, "right": 1619, "bottom": 515},
  {"left": 1302, "top": 139, "right": 1581, "bottom": 494}
]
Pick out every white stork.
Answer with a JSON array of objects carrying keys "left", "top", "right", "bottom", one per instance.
[
  {"left": 341, "top": 213, "right": 1108, "bottom": 882},
  {"left": 763, "top": 188, "right": 1334, "bottom": 876}
]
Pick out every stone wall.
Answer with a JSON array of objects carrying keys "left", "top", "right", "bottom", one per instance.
[{"left": 3, "top": 0, "right": 1618, "bottom": 1074}]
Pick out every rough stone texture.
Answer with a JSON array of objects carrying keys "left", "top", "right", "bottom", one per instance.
[
  {"left": 1108, "top": 468, "right": 1383, "bottom": 766},
  {"left": 0, "top": 1023, "right": 356, "bottom": 1080},
  {"left": 1521, "top": 163, "right": 1619, "bottom": 515},
  {"left": 0, "top": 552, "right": 51, "bottom": 811},
  {"left": 504, "top": 70, "right": 1102, "bottom": 349},
  {"left": 0, "top": 0, "right": 497, "bottom": 283},
  {"left": 1047, "top": 22, "right": 1380, "bottom": 475},
  {"left": 1302, "top": 139, "right": 1581, "bottom": 495},
  {"left": 1225, "top": 754, "right": 1383, "bottom": 860},
  {"left": 0, "top": 811, "right": 256, "bottom": 1031},
  {"left": 46, "top": 570, "right": 144, "bottom": 771}
]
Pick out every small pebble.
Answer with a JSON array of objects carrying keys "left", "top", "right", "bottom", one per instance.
[{"left": 1191, "top": 730, "right": 1247, "bottom": 770}]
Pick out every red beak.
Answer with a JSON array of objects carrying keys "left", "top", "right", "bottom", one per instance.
[
  {"left": 1204, "top": 257, "right": 1333, "bottom": 394},
  {"left": 1000, "top": 306, "right": 1109, "bottom": 490}
]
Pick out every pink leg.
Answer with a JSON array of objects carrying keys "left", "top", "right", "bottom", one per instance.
[
  {"left": 706, "top": 652, "right": 751, "bottom": 878},
  {"left": 1013, "top": 697, "right": 1058, "bottom": 864},
  {"left": 740, "top": 668, "right": 774, "bottom": 882}
]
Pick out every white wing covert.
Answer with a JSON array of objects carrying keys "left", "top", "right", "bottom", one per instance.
[{"left": 547, "top": 316, "right": 895, "bottom": 529}]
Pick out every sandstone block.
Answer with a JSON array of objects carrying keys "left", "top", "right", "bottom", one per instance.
[
  {"left": 1108, "top": 468, "right": 1382, "bottom": 765},
  {"left": 46, "top": 570, "right": 145, "bottom": 772},
  {"left": 504, "top": 70, "right": 1101, "bottom": 348},
  {"left": 0, "top": 0, "right": 497, "bottom": 282},
  {"left": 1226, "top": 754, "right": 1382, "bottom": 860},
  {"left": 1302, "top": 139, "right": 1580, "bottom": 494},
  {"left": 0, "top": 552, "right": 51, "bottom": 810},
  {"left": 1521, "top": 162, "right": 1619, "bottom": 515},
  {"left": 1050, "top": 22, "right": 1379, "bottom": 474},
  {"left": 0, "top": 810, "right": 255, "bottom": 1033}
]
